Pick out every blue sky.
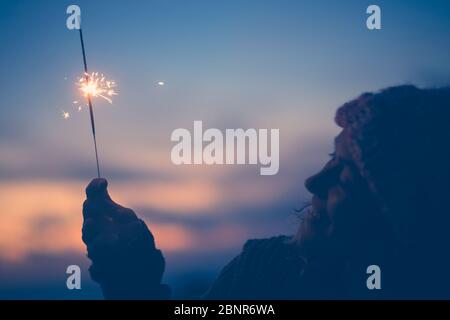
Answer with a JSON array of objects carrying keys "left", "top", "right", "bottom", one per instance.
[{"left": 0, "top": 0, "right": 449, "bottom": 298}]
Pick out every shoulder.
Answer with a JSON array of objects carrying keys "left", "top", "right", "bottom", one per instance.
[
  {"left": 212, "top": 235, "right": 294, "bottom": 280},
  {"left": 239, "top": 235, "right": 306, "bottom": 278},
  {"left": 205, "top": 235, "right": 307, "bottom": 299},
  {"left": 242, "top": 235, "right": 292, "bottom": 252}
]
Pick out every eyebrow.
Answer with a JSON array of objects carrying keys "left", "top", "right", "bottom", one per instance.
[{"left": 332, "top": 139, "right": 354, "bottom": 167}]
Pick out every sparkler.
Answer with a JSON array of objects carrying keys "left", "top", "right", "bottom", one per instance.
[
  {"left": 66, "top": 6, "right": 117, "bottom": 178},
  {"left": 78, "top": 28, "right": 102, "bottom": 178},
  {"left": 74, "top": 35, "right": 117, "bottom": 178},
  {"left": 62, "top": 111, "right": 70, "bottom": 120}
]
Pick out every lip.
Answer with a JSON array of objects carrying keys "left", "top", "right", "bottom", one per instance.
[
  {"left": 311, "top": 195, "right": 326, "bottom": 210},
  {"left": 311, "top": 196, "right": 327, "bottom": 219}
]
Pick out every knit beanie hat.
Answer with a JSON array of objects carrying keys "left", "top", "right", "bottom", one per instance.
[{"left": 334, "top": 85, "right": 450, "bottom": 245}]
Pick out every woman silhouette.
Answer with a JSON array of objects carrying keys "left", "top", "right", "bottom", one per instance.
[{"left": 81, "top": 85, "right": 450, "bottom": 299}]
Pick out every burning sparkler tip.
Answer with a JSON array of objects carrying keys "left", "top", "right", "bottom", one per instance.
[{"left": 78, "top": 72, "right": 118, "bottom": 104}]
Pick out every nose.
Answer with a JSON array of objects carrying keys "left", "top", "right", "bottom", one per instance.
[
  {"left": 304, "top": 170, "right": 330, "bottom": 199},
  {"left": 305, "top": 173, "right": 318, "bottom": 194}
]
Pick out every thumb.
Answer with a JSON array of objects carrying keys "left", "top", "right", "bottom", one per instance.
[
  {"left": 83, "top": 178, "right": 114, "bottom": 220},
  {"left": 86, "top": 178, "right": 111, "bottom": 200}
]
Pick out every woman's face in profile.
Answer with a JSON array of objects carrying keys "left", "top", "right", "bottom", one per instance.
[{"left": 300, "top": 129, "right": 377, "bottom": 253}]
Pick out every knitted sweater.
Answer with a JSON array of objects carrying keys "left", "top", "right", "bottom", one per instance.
[{"left": 204, "top": 236, "right": 346, "bottom": 299}]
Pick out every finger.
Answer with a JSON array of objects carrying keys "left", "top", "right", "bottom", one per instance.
[
  {"left": 116, "top": 219, "right": 146, "bottom": 242},
  {"left": 114, "top": 207, "right": 138, "bottom": 224},
  {"left": 82, "top": 199, "right": 93, "bottom": 220},
  {"left": 83, "top": 179, "right": 116, "bottom": 219},
  {"left": 83, "top": 198, "right": 115, "bottom": 219},
  {"left": 82, "top": 216, "right": 115, "bottom": 245},
  {"left": 87, "top": 232, "right": 120, "bottom": 261}
]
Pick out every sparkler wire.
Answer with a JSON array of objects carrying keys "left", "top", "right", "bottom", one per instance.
[{"left": 79, "top": 28, "right": 101, "bottom": 178}]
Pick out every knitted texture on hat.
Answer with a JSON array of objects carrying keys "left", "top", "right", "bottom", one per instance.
[{"left": 335, "top": 85, "right": 450, "bottom": 244}]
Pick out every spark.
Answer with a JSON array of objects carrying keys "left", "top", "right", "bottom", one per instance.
[
  {"left": 78, "top": 72, "right": 118, "bottom": 104},
  {"left": 158, "top": 81, "right": 165, "bottom": 86},
  {"left": 62, "top": 111, "right": 70, "bottom": 120}
]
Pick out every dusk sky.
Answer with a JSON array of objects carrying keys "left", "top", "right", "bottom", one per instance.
[{"left": 1, "top": 0, "right": 450, "bottom": 298}]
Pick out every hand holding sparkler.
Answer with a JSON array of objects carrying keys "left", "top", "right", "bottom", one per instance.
[{"left": 82, "top": 178, "right": 170, "bottom": 299}]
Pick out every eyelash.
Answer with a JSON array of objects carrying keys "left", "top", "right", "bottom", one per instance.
[{"left": 328, "top": 152, "right": 336, "bottom": 159}]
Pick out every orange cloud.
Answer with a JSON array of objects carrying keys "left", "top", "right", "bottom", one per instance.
[{"left": 0, "top": 179, "right": 253, "bottom": 262}]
